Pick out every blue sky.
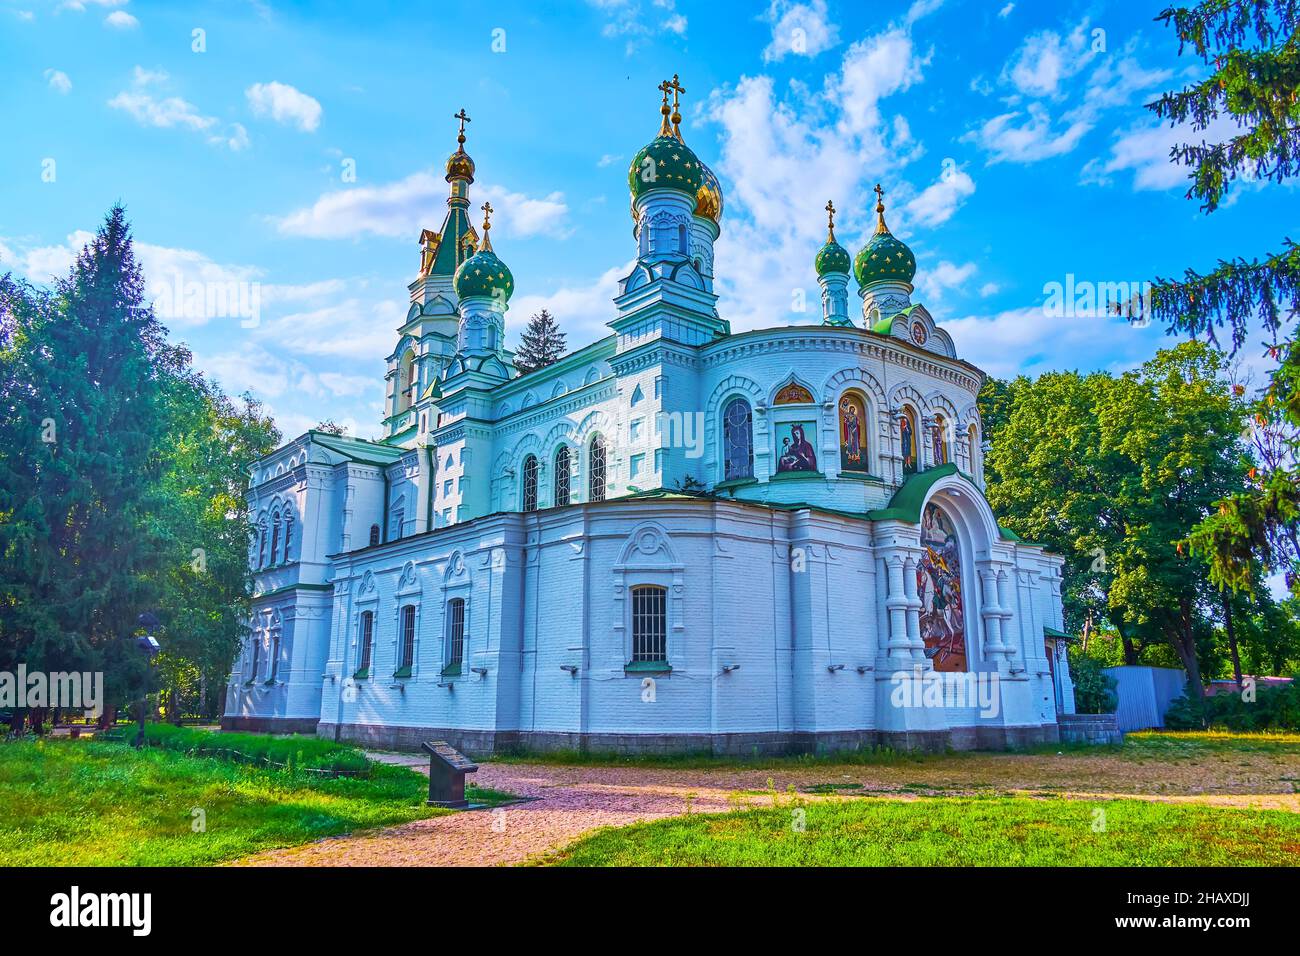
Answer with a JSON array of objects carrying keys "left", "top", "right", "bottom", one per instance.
[{"left": 1, "top": 0, "right": 1291, "bottom": 440}]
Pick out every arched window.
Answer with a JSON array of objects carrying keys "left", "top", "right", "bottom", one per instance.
[
  {"left": 397, "top": 351, "right": 416, "bottom": 412},
  {"left": 282, "top": 514, "right": 294, "bottom": 562},
  {"left": 522, "top": 455, "right": 539, "bottom": 512},
  {"left": 838, "top": 392, "right": 869, "bottom": 474},
  {"left": 932, "top": 414, "right": 949, "bottom": 466},
  {"left": 722, "top": 398, "right": 753, "bottom": 481},
  {"left": 368, "top": 524, "right": 380, "bottom": 548},
  {"left": 631, "top": 585, "right": 667, "bottom": 663},
  {"left": 248, "top": 632, "right": 261, "bottom": 680},
  {"left": 387, "top": 496, "right": 403, "bottom": 541},
  {"left": 269, "top": 513, "right": 281, "bottom": 565},
  {"left": 357, "top": 610, "right": 374, "bottom": 676},
  {"left": 589, "top": 436, "right": 607, "bottom": 502},
  {"left": 445, "top": 598, "right": 465, "bottom": 671},
  {"left": 398, "top": 605, "right": 416, "bottom": 674},
  {"left": 554, "top": 446, "right": 571, "bottom": 507},
  {"left": 968, "top": 423, "right": 980, "bottom": 474},
  {"left": 898, "top": 406, "right": 918, "bottom": 475},
  {"left": 268, "top": 627, "right": 281, "bottom": 682},
  {"left": 257, "top": 520, "right": 268, "bottom": 567}
]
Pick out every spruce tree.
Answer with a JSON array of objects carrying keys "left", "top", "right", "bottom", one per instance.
[
  {"left": 0, "top": 206, "right": 167, "bottom": 727},
  {"left": 514, "top": 309, "right": 566, "bottom": 373},
  {"left": 1146, "top": 1, "right": 1300, "bottom": 596}
]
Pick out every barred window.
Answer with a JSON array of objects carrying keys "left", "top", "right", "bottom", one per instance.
[
  {"left": 368, "top": 524, "right": 380, "bottom": 547},
  {"left": 522, "top": 455, "right": 539, "bottom": 512},
  {"left": 445, "top": 598, "right": 465, "bottom": 668},
  {"left": 722, "top": 398, "right": 753, "bottom": 481},
  {"left": 589, "top": 436, "right": 607, "bottom": 502},
  {"left": 399, "top": 605, "right": 416, "bottom": 671},
  {"left": 631, "top": 585, "right": 667, "bottom": 663},
  {"left": 358, "top": 610, "right": 374, "bottom": 673},
  {"left": 554, "top": 446, "right": 571, "bottom": 507}
]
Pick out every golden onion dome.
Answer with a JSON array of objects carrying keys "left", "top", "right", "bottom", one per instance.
[
  {"left": 445, "top": 146, "right": 475, "bottom": 184},
  {"left": 694, "top": 159, "right": 723, "bottom": 225}
]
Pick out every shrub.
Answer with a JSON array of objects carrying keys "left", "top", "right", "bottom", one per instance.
[
  {"left": 1166, "top": 680, "right": 1300, "bottom": 731},
  {"left": 1069, "top": 653, "right": 1118, "bottom": 714}
]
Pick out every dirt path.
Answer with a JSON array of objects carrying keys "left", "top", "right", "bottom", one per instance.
[{"left": 235, "top": 747, "right": 1300, "bottom": 867}]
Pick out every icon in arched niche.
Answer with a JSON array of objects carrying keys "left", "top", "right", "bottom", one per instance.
[
  {"left": 918, "top": 502, "right": 966, "bottom": 671},
  {"left": 838, "top": 393, "right": 868, "bottom": 473},
  {"left": 775, "top": 421, "right": 818, "bottom": 473}
]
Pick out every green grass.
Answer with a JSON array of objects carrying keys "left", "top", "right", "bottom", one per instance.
[
  {"left": 0, "top": 737, "right": 512, "bottom": 866},
  {"left": 494, "top": 729, "right": 1299, "bottom": 770},
  {"left": 548, "top": 795, "right": 1300, "bottom": 867}
]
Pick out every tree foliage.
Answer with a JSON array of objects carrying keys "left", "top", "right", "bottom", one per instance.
[
  {"left": 983, "top": 341, "right": 1251, "bottom": 695},
  {"left": 0, "top": 206, "right": 279, "bottom": 727},
  {"left": 514, "top": 309, "right": 566, "bottom": 374},
  {"left": 1149, "top": 0, "right": 1300, "bottom": 596}
]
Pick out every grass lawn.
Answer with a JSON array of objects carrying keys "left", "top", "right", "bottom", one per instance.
[
  {"left": 0, "top": 737, "right": 510, "bottom": 866},
  {"left": 548, "top": 794, "right": 1300, "bottom": 866}
]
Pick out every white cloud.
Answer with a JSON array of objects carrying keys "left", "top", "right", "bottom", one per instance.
[
  {"left": 275, "top": 171, "right": 570, "bottom": 241},
  {"left": 1082, "top": 114, "right": 1243, "bottom": 191},
  {"left": 44, "top": 69, "right": 71, "bottom": 93},
  {"left": 916, "top": 259, "right": 977, "bottom": 302},
  {"left": 588, "top": 0, "right": 688, "bottom": 53},
  {"left": 509, "top": 261, "right": 630, "bottom": 345},
  {"left": 702, "top": 14, "right": 937, "bottom": 332},
  {"left": 904, "top": 162, "right": 975, "bottom": 227},
  {"left": 597, "top": 153, "right": 623, "bottom": 168},
  {"left": 104, "top": 9, "right": 137, "bottom": 28},
  {"left": 246, "top": 81, "right": 322, "bottom": 132},
  {"left": 962, "top": 103, "right": 1093, "bottom": 164},
  {"left": 761, "top": 0, "right": 839, "bottom": 63},
  {"left": 945, "top": 305, "right": 1174, "bottom": 379},
  {"left": 108, "top": 67, "right": 249, "bottom": 150},
  {"left": 998, "top": 2, "right": 1014, "bottom": 17},
  {"left": 1002, "top": 20, "right": 1097, "bottom": 99},
  {"left": 979, "top": 282, "right": 1000, "bottom": 297}
]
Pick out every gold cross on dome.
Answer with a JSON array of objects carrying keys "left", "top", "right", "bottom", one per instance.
[
  {"left": 454, "top": 108, "right": 471, "bottom": 135},
  {"left": 479, "top": 201, "right": 494, "bottom": 250},
  {"left": 825, "top": 199, "right": 836, "bottom": 241},
  {"left": 669, "top": 74, "right": 686, "bottom": 106}
]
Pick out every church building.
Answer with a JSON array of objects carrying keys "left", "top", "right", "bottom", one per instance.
[{"left": 224, "top": 80, "right": 1079, "bottom": 754}]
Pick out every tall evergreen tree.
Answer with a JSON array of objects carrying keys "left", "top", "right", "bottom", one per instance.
[
  {"left": 0, "top": 206, "right": 168, "bottom": 728},
  {"left": 514, "top": 309, "right": 566, "bottom": 373},
  {"left": 1146, "top": 1, "right": 1300, "bottom": 596}
]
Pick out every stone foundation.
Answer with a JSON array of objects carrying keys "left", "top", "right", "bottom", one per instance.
[
  {"left": 318, "top": 722, "right": 1065, "bottom": 758},
  {"left": 221, "top": 715, "right": 320, "bottom": 734},
  {"left": 1057, "top": 712, "right": 1122, "bottom": 745}
]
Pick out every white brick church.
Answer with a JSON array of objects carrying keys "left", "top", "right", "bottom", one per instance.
[{"left": 223, "top": 86, "right": 1078, "bottom": 754}]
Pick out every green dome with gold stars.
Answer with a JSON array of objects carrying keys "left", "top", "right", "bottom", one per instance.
[
  {"left": 454, "top": 247, "right": 514, "bottom": 302},
  {"left": 854, "top": 185, "right": 915, "bottom": 287},
  {"left": 816, "top": 239, "right": 851, "bottom": 277},
  {"left": 629, "top": 135, "right": 703, "bottom": 203},
  {"left": 454, "top": 202, "right": 514, "bottom": 302}
]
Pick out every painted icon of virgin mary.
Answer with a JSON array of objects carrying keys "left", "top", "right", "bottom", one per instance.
[{"left": 777, "top": 423, "right": 818, "bottom": 473}]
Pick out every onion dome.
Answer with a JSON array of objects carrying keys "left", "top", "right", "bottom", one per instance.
[
  {"left": 815, "top": 199, "right": 851, "bottom": 276},
  {"left": 694, "top": 159, "right": 723, "bottom": 225},
  {"left": 445, "top": 108, "right": 475, "bottom": 183},
  {"left": 628, "top": 77, "right": 703, "bottom": 203},
  {"left": 453, "top": 202, "right": 514, "bottom": 301},
  {"left": 854, "top": 184, "right": 916, "bottom": 287}
]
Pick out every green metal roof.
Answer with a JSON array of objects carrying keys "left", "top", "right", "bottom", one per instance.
[{"left": 308, "top": 431, "right": 404, "bottom": 466}]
